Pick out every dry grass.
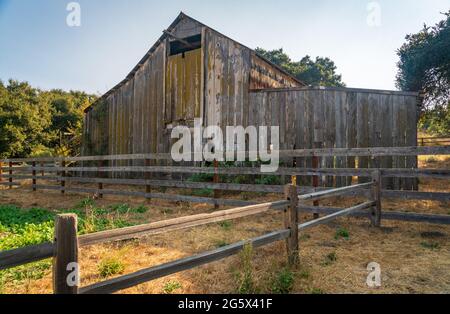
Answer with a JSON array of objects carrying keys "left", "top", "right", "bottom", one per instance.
[{"left": 0, "top": 157, "right": 449, "bottom": 294}]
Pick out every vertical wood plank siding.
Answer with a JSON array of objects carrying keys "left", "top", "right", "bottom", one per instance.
[
  {"left": 82, "top": 17, "right": 418, "bottom": 190},
  {"left": 248, "top": 89, "right": 418, "bottom": 189}
]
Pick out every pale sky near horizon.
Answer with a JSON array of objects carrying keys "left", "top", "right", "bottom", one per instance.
[{"left": 0, "top": 0, "right": 449, "bottom": 95}]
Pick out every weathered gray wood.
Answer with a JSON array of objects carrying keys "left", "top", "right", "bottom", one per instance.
[
  {"left": 78, "top": 200, "right": 288, "bottom": 246},
  {"left": 31, "top": 176, "right": 284, "bottom": 193},
  {"left": 0, "top": 182, "right": 20, "bottom": 186},
  {"left": 250, "top": 86, "right": 419, "bottom": 97},
  {"left": 11, "top": 165, "right": 448, "bottom": 179},
  {"left": 370, "top": 170, "right": 382, "bottom": 227},
  {"left": 32, "top": 161, "right": 37, "bottom": 192},
  {"left": 32, "top": 184, "right": 256, "bottom": 207},
  {"left": 0, "top": 243, "right": 54, "bottom": 270},
  {"left": 298, "top": 201, "right": 375, "bottom": 230},
  {"left": 298, "top": 206, "right": 450, "bottom": 225},
  {"left": 79, "top": 229, "right": 290, "bottom": 294},
  {"left": 284, "top": 185, "right": 299, "bottom": 267},
  {"left": 61, "top": 160, "right": 66, "bottom": 195},
  {"left": 278, "top": 146, "right": 450, "bottom": 157},
  {"left": 357, "top": 93, "right": 369, "bottom": 184},
  {"left": 1, "top": 146, "right": 449, "bottom": 164},
  {"left": 53, "top": 214, "right": 79, "bottom": 294},
  {"left": 8, "top": 162, "right": 12, "bottom": 189},
  {"left": 381, "top": 190, "right": 450, "bottom": 201},
  {"left": 298, "top": 182, "right": 373, "bottom": 202}
]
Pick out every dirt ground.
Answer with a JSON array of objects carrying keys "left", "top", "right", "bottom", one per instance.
[{"left": 0, "top": 156, "right": 449, "bottom": 294}]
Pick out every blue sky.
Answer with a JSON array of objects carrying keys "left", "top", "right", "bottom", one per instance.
[{"left": 0, "top": 0, "right": 448, "bottom": 95}]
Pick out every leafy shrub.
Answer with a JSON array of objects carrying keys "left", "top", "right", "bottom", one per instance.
[
  {"left": 334, "top": 228, "right": 349, "bottom": 240},
  {"left": 188, "top": 173, "right": 214, "bottom": 183},
  {"left": 98, "top": 257, "right": 125, "bottom": 278},
  {"left": 133, "top": 205, "right": 148, "bottom": 214},
  {"left": 270, "top": 268, "right": 295, "bottom": 294},
  {"left": 215, "top": 240, "right": 229, "bottom": 248},
  {"left": 255, "top": 175, "right": 281, "bottom": 186},
  {"left": 218, "top": 220, "right": 232, "bottom": 231}
]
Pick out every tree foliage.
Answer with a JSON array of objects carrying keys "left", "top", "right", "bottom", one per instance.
[
  {"left": 0, "top": 79, "right": 97, "bottom": 158},
  {"left": 396, "top": 11, "right": 450, "bottom": 134},
  {"left": 254, "top": 48, "right": 345, "bottom": 87}
]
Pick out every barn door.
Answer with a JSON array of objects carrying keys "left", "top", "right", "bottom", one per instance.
[{"left": 165, "top": 48, "right": 202, "bottom": 125}]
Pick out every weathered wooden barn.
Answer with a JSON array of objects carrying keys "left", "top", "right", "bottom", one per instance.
[{"left": 82, "top": 13, "right": 419, "bottom": 188}]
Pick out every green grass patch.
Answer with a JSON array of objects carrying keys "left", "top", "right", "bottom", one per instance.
[
  {"left": 236, "top": 244, "right": 258, "bottom": 294},
  {"left": 420, "top": 241, "right": 441, "bottom": 250},
  {"left": 334, "top": 227, "right": 349, "bottom": 240},
  {"left": 0, "top": 202, "right": 141, "bottom": 290},
  {"left": 218, "top": 220, "right": 233, "bottom": 231},
  {"left": 269, "top": 268, "right": 295, "bottom": 294},
  {"left": 98, "top": 257, "right": 125, "bottom": 278},
  {"left": 162, "top": 280, "right": 182, "bottom": 294},
  {"left": 191, "top": 188, "right": 214, "bottom": 197},
  {"left": 214, "top": 240, "right": 230, "bottom": 248},
  {"left": 310, "top": 287, "right": 325, "bottom": 294}
]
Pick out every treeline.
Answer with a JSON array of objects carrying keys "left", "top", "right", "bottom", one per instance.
[
  {"left": 254, "top": 48, "right": 345, "bottom": 87},
  {"left": 396, "top": 11, "right": 450, "bottom": 135},
  {"left": 0, "top": 80, "right": 97, "bottom": 158}
]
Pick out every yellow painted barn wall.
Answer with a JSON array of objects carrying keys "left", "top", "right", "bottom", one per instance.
[{"left": 165, "top": 48, "right": 202, "bottom": 123}]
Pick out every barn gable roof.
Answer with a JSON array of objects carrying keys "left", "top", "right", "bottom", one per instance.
[{"left": 85, "top": 12, "right": 304, "bottom": 113}]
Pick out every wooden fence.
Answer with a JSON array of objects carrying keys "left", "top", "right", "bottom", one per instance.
[
  {"left": 0, "top": 145, "right": 449, "bottom": 293},
  {"left": 418, "top": 135, "right": 450, "bottom": 147},
  {"left": 0, "top": 181, "right": 379, "bottom": 294},
  {"left": 0, "top": 146, "right": 449, "bottom": 209}
]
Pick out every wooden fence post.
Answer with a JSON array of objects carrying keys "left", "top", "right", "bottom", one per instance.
[
  {"left": 61, "top": 160, "right": 66, "bottom": 195},
  {"left": 0, "top": 161, "right": 3, "bottom": 183},
  {"left": 284, "top": 184, "right": 299, "bottom": 267},
  {"left": 53, "top": 214, "right": 79, "bottom": 294},
  {"left": 370, "top": 170, "right": 382, "bottom": 227},
  {"left": 312, "top": 155, "right": 319, "bottom": 219},
  {"left": 32, "top": 161, "right": 37, "bottom": 192},
  {"left": 213, "top": 159, "right": 220, "bottom": 209},
  {"left": 145, "top": 158, "right": 151, "bottom": 202},
  {"left": 40, "top": 162, "right": 44, "bottom": 176},
  {"left": 8, "top": 162, "right": 13, "bottom": 189},
  {"left": 98, "top": 161, "right": 104, "bottom": 199}
]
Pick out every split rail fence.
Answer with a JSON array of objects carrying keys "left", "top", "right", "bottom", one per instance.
[
  {"left": 0, "top": 145, "right": 449, "bottom": 293},
  {"left": 0, "top": 180, "right": 379, "bottom": 294}
]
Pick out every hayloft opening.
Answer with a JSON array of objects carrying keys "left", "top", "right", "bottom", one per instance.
[
  {"left": 165, "top": 33, "right": 202, "bottom": 125},
  {"left": 169, "top": 34, "right": 202, "bottom": 56}
]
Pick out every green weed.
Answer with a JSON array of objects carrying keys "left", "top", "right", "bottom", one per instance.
[
  {"left": 334, "top": 228, "right": 349, "bottom": 240},
  {"left": 98, "top": 257, "right": 125, "bottom": 278},
  {"left": 162, "top": 281, "right": 182, "bottom": 294},
  {"left": 270, "top": 268, "right": 295, "bottom": 294}
]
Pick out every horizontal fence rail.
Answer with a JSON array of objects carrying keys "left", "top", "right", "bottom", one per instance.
[
  {"left": 1, "top": 145, "right": 449, "bottom": 163},
  {"left": 1, "top": 146, "right": 448, "bottom": 222},
  {"left": 79, "top": 229, "right": 291, "bottom": 294},
  {"left": 1, "top": 175, "right": 449, "bottom": 294},
  {"left": 2, "top": 166, "right": 449, "bottom": 178}
]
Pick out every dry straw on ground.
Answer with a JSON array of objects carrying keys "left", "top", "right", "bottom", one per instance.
[{"left": 0, "top": 157, "right": 449, "bottom": 294}]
